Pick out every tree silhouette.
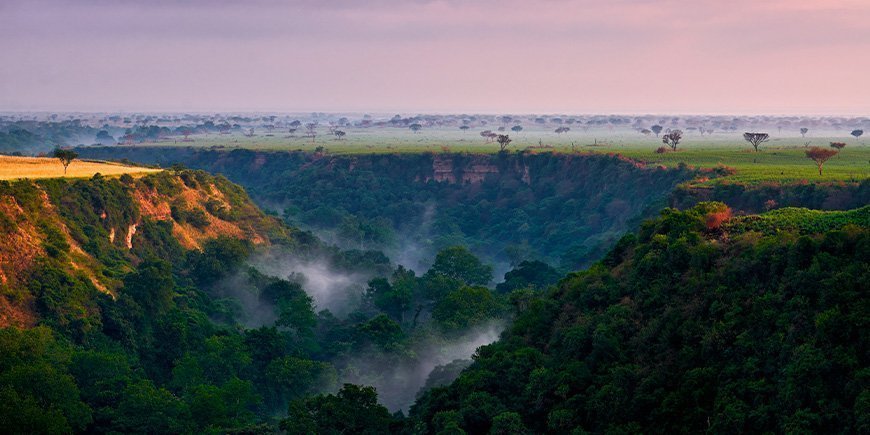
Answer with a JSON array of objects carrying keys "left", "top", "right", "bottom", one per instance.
[
  {"left": 805, "top": 147, "right": 838, "bottom": 175},
  {"left": 743, "top": 132, "right": 769, "bottom": 152},
  {"left": 662, "top": 129, "right": 683, "bottom": 151},
  {"left": 800, "top": 127, "right": 808, "bottom": 138},
  {"left": 496, "top": 134, "right": 512, "bottom": 151},
  {"left": 52, "top": 148, "right": 78, "bottom": 174},
  {"left": 851, "top": 129, "right": 863, "bottom": 140},
  {"left": 651, "top": 125, "right": 663, "bottom": 138},
  {"left": 409, "top": 123, "right": 422, "bottom": 133},
  {"left": 334, "top": 130, "right": 346, "bottom": 140},
  {"left": 511, "top": 125, "right": 523, "bottom": 134}
]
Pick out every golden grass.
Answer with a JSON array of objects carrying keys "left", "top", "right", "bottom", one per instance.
[{"left": 0, "top": 155, "right": 161, "bottom": 181}]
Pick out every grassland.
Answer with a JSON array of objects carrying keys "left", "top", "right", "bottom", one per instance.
[
  {"left": 121, "top": 126, "right": 869, "bottom": 185},
  {"left": 0, "top": 155, "right": 161, "bottom": 180}
]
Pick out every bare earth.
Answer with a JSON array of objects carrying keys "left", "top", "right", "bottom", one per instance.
[{"left": 0, "top": 155, "right": 161, "bottom": 180}]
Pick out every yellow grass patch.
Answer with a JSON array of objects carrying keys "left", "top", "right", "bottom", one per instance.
[{"left": 0, "top": 155, "right": 161, "bottom": 180}]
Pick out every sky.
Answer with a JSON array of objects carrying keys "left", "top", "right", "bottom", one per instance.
[{"left": 1, "top": 0, "right": 868, "bottom": 115}]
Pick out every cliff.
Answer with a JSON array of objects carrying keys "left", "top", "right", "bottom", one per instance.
[{"left": 0, "top": 170, "right": 294, "bottom": 328}]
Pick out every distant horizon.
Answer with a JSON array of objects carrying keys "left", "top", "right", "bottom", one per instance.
[{"left": 2, "top": 110, "right": 868, "bottom": 119}]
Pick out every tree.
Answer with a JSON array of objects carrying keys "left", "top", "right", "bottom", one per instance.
[
  {"left": 427, "top": 246, "right": 493, "bottom": 286},
  {"left": 52, "top": 148, "right": 78, "bottom": 174},
  {"left": 496, "top": 134, "right": 512, "bottom": 152},
  {"left": 305, "top": 123, "right": 317, "bottom": 143},
  {"left": 432, "top": 286, "right": 503, "bottom": 333},
  {"left": 555, "top": 127, "right": 570, "bottom": 135},
  {"left": 805, "top": 147, "right": 838, "bottom": 175},
  {"left": 851, "top": 129, "right": 863, "bottom": 140},
  {"left": 662, "top": 129, "right": 683, "bottom": 151},
  {"left": 280, "top": 384, "right": 392, "bottom": 435},
  {"left": 409, "top": 123, "right": 423, "bottom": 133},
  {"left": 743, "top": 132, "right": 770, "bottom": 152},
  {"left": 651, "top": 125, "right": 663, "bottom": 137},
  {"left": 511, "top": 125, "right": 523, "bottom": 134},
  {"left": 830, "top": 141, "right": 846, "bottom": 153},
  {"left": 334, "top": 130, "right": 346, "bottom": 140},
  {"left": 481, "top": 130, "right": 493, "bottom": 143},
  {"left": 800, "top": 127, "right": 808, "bottom": 138},
  {"left": 459, "top": 125, "right": 470, "bottom": 132},
  {"left": 641, "top": 129, "right": 652, "bottom": 136}
]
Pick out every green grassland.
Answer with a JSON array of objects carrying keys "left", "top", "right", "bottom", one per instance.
[{"left": 129, "top": 125, "right": 870, "bottom": 185}]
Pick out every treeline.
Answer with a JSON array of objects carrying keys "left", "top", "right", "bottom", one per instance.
[{"left": 76, "top": 148, "right": 694, "bottom": 270}]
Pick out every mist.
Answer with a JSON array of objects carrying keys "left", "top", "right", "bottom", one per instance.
[
  {"left": 338, "top": 321, "right": 505, "bottom": 412},
  {"left": 248, "top": 249, "right": 368, "bottom": 317}
]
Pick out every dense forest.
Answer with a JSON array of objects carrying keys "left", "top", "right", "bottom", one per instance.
[
  {"left": 0, "top": 170, "right": 563, "bottom": 432},
  {"left": 77, "top": 148, "right": 694, "bottom": 271},
  {"left": 407, "top": 203, "right": 869, "bottom": 433},
  {"left": 0, "top": 158, "right": 866, "bottom": 433}
]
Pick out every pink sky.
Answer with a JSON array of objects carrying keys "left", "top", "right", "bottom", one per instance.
[{"left": 1, "top": 0, "right": 868, "bottom": 114}]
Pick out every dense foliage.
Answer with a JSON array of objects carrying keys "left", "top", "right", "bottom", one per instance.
[
  {"left": 0, "top": 172, "right": 528, "bottom": 432},
  {"left": 76, "top": 148, "right": 693, "bottom": 269},
  {"left": 409, "top": 203, "right": 869, "bottom": 433}
]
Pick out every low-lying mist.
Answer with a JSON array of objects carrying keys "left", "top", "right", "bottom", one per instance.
[
  {"left": 249, "top": 250, "right": 367, "bottom": 317},
  {"left": 339, "top": 321, "right": 505, "bottom": 412}
]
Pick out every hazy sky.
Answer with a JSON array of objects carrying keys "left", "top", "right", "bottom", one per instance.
[{"left": 1, "top": 0, "right": 868, "bottom": 114}]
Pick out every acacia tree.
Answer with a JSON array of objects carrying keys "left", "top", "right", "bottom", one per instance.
[
  {"left": 851, "top": 129, "right": 864, "bottom": 140},
  {"left": 409, "top": 123, "right": 422, "bottom": 133},
  {"left": 459, "top": 125, "right": 470, "bottom": 132},
  {"left": 651, "top": 125, "right": 663, "bottom": 138},
  {"left": 800, "top": 127, "right": 808, "bottom": 138},
  {"left": 496, "top": 134, "right": 512, "bottom": 151},
  {"left": 334, "top": 130, "right": 346, "bottom": 140},
  {"left": 480, "top": 130, "right": 493, "bottom": 143},
  {"left": 829, "top": 141, "right": 845, "bottom": 156},
  {"left": 743, "top": 132, "right": 770, "bottom": 152},
  {"left": 805, "top": 147, "right": 838, "bottom": 175},
  {"left": 52, "top": 148, "right": 78, "bottom": 174},
  {"left": 662, "top": 129, "right": 683, "bottom": 151},
  {"left": 511, "top": 125, "right": 523, "bottom": 134},
  {"left": 305, "top": 123, "right": 317, "bottom": 143}
]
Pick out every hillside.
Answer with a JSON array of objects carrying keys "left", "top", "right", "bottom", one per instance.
[
  {"left": 406, "top": 203, "right": 869, "bottom": 433},
  {"left": 77, "top": 147, "right": 696, "bottom": 270},
  {"left": 0, "top": 170, "right": 294, "bottom": 328},
  {"left": 0, "top": 155, "right": 161, "bottom": 180}
]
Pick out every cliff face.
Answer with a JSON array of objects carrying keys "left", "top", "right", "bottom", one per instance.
[{"left": 0, "top": 170, "right": 292, "bottom": 328}]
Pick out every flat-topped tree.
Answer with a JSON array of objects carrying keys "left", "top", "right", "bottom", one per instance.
[
  {"left": 800, "top": 127, "right": 808, "bottom": 138},
  {"left": 851, "top": 129, "right": 863, "bottom": 140},
  {"left": 805, "top": 147, "right": 838, "bottom": 175},
  {"left": 650, "top": 124, "right": 663, "bottom": 138},
  {"left": 409, "top": 123, "right": 422, "bottom": 133},
  {"left": 829, "top": 142, "right": 845, "bottom": 157},
  {"left": 743, "top": 132, "right": 769, "bottom": 152},
  {"left": 511, "top": 125, "right": 523, "bottom": 134},
  {"left": 52, "top": 148, "right": 78, "bottom": 174},
  {"left": 662, "top": 129, "right": 683, "bottom": 151}
]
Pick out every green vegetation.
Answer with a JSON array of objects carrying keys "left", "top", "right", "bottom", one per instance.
[
  {"left": 89, "top": 124, "right": 870, "bottom": 184},
  {"left": 410, "top": 203, "right": 870, "bottom": 433},
  {"left": 77, "top": 149, "right": 693, "bottom": 270},
  {"left": 725, "top": 205, "right": 870, "bottom": 234},
  {"left": 1, "top": 145, "right": 867, "bottom": 433}
]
